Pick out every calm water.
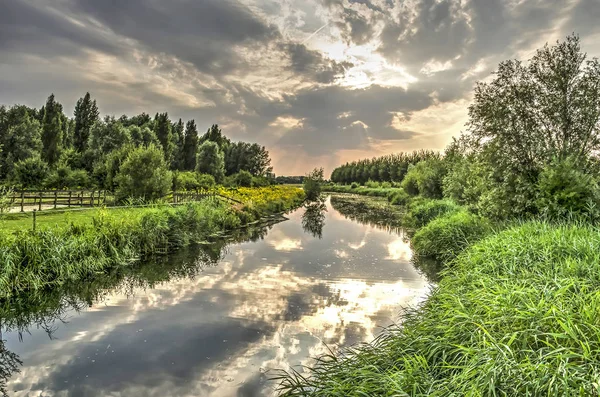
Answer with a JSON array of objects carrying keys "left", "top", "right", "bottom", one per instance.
[{"left": 3, "top": 196, "right": 431, "bottom": 397}]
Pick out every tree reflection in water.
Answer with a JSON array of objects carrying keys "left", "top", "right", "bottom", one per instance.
[
  {"left": 0, "top": 222, "right": 277, "bottom": 395},
  {"left": 302, "top": 200, "right": 327, "bottom": 239}
]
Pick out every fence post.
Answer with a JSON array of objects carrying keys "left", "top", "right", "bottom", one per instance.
[
  {"left": 54, "top": 191, "right": 57, "bottom": 209},
  {"left": 20, "top": 191, "right": 24, "bottom": 212},
  {"left": 33, "top": 209, "right": 37, "bottom": 232},
  {"left": 68, "top": 191, "right": 72, "bottom": 208},
  {"left": 90, "top": 190, "right": 94, "bottom": 207},
  {"left": 104, "top": 190, "right": 107, "bottom": 206},
  {"left": 80, "top": 191, "right": 83, "bottom": 206},
  {"left": 38, "top": 191, "right": 42, "bottom": 211}
]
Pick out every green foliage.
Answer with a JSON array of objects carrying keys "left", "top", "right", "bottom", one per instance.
[
  {"left": 196, "top": 174, "right": 216, "bottom": 190},
  {"left": 200, "top": 124, "right": 230, "bottom": 150},
  {"left": 387, "top": 188, "right": 410, "bottom": 206},
  {"left": 277, "top": 222, "right": 600, "bottom": 396},
  {"left": 224, "top": 141, "right": 273, "bottom": 176},
  {"left": 412, "top": 211, "right": 493, "bottom": 262},
  {"left": 401, "top": 158, "right": 447, "bottom": 198},
  {"left": 0, "top": 186, "right": 14, "bottom": 214},
  {"left": 12, "top": 156, "right": 48, "bottom": 188},
  {"left": 331, "top": 150, "right": 439, "bottom": 184},
  {"left": 234, "top": 170, "right": 253, "bottom": 187},
  {"left": 41, "top": 94, "right": 64, "bottom": 166},
  {"left": 153, "top": 112, "right": 174, "bottom": 163},
  {"left": 182, "top": 120, "right": 199, "bottom": 171},
  {"left": 0, "top": 109, "right": 42, "bottom": 179},
  {"left": 115, "top": 145, "right": 172, "bottom": 201},
  {"left": 89, "top": 116, "right": 132, "bottom": 156},
  {"left": 251, "top": 175, "right": 271, "bottom": 187},
  {"left": 365, "top": 180, "right": 380, "bottom": 188},
  {"left": 350, "top": 182, "right": 359, "bottom": 189},
  {"left": 536, "top": 157, "right": 600, "bottom": 221},
  {"left": 196, "top": 141, "right": 225, "bottom": 182},
  {"left": 303, "top": 168, "right": 324, "bottom": 201},
  {"left": 128, "top": 125, "right": 159, "bottom": 148},
  {"left": 44, "top": 165, "right": 91, "bottom": 189},
  {"left": 406, "top": 198, "right": 461, "bottom": 227},
  {"left": 73, "top": 92, "right": 99, "bottom": 152}
]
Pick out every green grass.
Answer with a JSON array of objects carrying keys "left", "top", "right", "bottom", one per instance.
[
  {"left": 405, "top": 198, "right": 462, "bottom": 228},
  {"left": 322, "top": 184, "right": 402, "bottom": 198},
  {"left": 276, "top": 221, "right": 600, "bottom": 396},
  {"left": 0, "top": 193, "right": 304, "bottom": 299},
  {"left": 412, "top": 211, "right": 493, "bottom": 263}
]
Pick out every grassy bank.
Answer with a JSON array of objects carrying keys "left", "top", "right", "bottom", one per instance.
[
  {"left": 278, "top": 191, "right": 600, "bottom": 395},
  {"left": 0, "top": 186, "right": 304, "bottom": 299},
  {"left": 278, "top": 220, "right": 600, "bottom": 396}
]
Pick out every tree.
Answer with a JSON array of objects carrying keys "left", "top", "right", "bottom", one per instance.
[
  {"left": 304, "top": 167, "right": 324, "bottom": 201},
  {"left": 153, "top": 112, "right": 174, "bottom": 163},
  {"left": 200, "top": 124, "right": 230, "bottom": 150},
  {"left": 196, "top": 141, "right": 225, "bottom": 182},
  {"left": 115, "top": 144, "right": 172, "bottom": 201},
  {"left": 41, "top": 94, "right": 64, "bottom": 165},
  {"left": 89, "top": 116, "right": 132, "bottom": 156},
  {"left": 466, "top": 34, "right": 600, "bottom": 217},
  {"left": 129, "top": 125, "right": 159, "bottom": 147},
  {"left": 182, "top": 120, "right": 199, "bottom": 171},
  {"left": 73, "top": 92, "right": 99, "bottom": 152},
  {"left": 171, "top": 118, "right": 185, "bottom": 170},
  {"left": 0, "top": 107, "right": 42, "bottom": 178}
]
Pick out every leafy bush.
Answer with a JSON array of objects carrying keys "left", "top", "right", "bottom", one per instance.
[
  {"left": 234, "top": 170, "right": 253, "bottom": 187},
  {"left": 401, "top": 158, "right": 447, "bottom": 198},
  {"left": 304, "top": 168, "right": 324, "bottom": 201},
  {"left": 350, "top": 182, "right": 359, "bottom": 189},
  {"left": 412, "top": 211, "right": 493, "bottom": 262},
  {"left": 115, "top": 144, "right": 172, "bottom": 201},
  {"left": 173, "top": 171, "right": 203, "bottom": 191},
  {"left": 536, "top": 157, "right": 600, "bottom": 221},
  {"left": 196, "top": 141, "right": 225, "bottom": 182},
  {"left": 380, "top": 182, "right": 392, "bottom": 189},
  {"left": 365, "top": 180, "right": 380, "bottom": 188},
  {"left": 387, "top": 189, "right": 410, "bottom": 206},
  {"left": 251, "top": 175, "right": 271, "bottom": 187},
  {"left": 11, "top": 156, "right": 48, "bottom": 188},
  {"left": 0, "top": 186, "right": 14, "bottom": 214},
  {"left": 406, "top": 198, "right": 461, "bottom": 227},
  {"left": 196, "top": 174, "right": 216, "bottom": 190}
]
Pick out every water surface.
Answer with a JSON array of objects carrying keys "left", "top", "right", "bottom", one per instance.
[{"left": 3, "top": 196, "right": 430, "bottom": 396}]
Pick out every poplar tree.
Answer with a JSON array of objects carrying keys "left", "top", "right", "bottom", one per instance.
[
  {"left": 73, "top": 92, "right": 99, "bottom": 152},
  {"left": 41, "top": 94, "right": 63, "bottom": 166}
]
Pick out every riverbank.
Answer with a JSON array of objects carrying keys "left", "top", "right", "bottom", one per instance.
[
  {"left": 0, "top": 186, "right": 304, "bottom": 300},
  {"left": 278, "top": 192, "right": 600, "bottom": 396}
]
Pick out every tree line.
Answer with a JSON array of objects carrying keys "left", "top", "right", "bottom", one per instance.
[
  {"left": 0, "top": 93, "right": 275, "bottom": 197},
  {"left": 331, "top": 35, "right": 600, "bottom": 220}
]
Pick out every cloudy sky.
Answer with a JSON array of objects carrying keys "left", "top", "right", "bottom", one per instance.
[{"left": 1, "top": 0, "right": 599, "bottom": 175}]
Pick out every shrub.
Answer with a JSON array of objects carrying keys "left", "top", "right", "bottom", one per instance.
[
  {"left": 251, "top": 175, "right": 271, "bottom": 187},
  {"left": 380, "top": 182, "right": 392, "bottom": 189},
  {"left": 234, "top": 170, "right": 253, "bottom": 187},
  {"left": 304, "top": 168, "right": 324, "bottom": 201},
  {"left": 11, "top": 156, "right": 48, "bottom": 188},
  {"left": 401, "top": 159, "right": 447, "bottom": 198},
  {"left": 115, "top": 144, "right": 172, "bottom": 201},
  {"left": 387, "top": 189, "right": 410, "bottom": 206},
  {"left": 365, "top": 180, "right": 380, "bottom": 188},
  {"left": 350, "top": 182, "right": 359, "bottom": 189},
  {"left": 196, "top": 174, "right": 215, "bottom": 190},
  {"left": 412, "top": 211, "right": 493, "bottom": 262},
  {"left": 406, "top": 198, "right": 461, "bottom": 227},
  {"left": 536, "top": 157, "right": 600, "bottom": 221},
  {"left": 0, "top": 186, "right": 14, "bottom": 214},
  {"left": 196, "top": 141, "right": 225, "bottom": 182},
  {"left": 173, "top": 171, "right": 202, "bottom": 191}
]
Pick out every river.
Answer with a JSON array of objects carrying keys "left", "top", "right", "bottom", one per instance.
[{"left": 2, "top": 196, "right": 432, "bottom": 396}]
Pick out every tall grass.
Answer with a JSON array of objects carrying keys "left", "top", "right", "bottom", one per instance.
[
  {"left": 412, "top": 211, "right": 493, "bottom": 262},
  {"left": 277, "top": 221, "right": 600, "bottom": 396}
]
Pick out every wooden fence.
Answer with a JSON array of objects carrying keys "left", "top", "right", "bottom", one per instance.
[
  {"left": 5, "top": 189, "right": 241, "bottom": 212},
  {"left": 10, "top": 190, "right": 111, "bottom": 212}
]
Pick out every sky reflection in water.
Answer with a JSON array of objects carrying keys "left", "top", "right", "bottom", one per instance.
[{"left": 4, "top": 197, "right": 430, "bottom": 397}]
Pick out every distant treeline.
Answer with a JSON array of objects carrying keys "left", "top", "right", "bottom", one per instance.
[
  {"left": 275, "top": 175, "right": 304, "bottom": 184},
  {"left": 0, "top": 93, "right": 273, "bottom": 191},
  {"left": 330, "top": 150, "right": 439, "bottom": 185}
]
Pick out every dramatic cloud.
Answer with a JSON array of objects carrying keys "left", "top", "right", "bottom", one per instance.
[{"left": 1, "top": 0, "right": 600, "bottom": 175}]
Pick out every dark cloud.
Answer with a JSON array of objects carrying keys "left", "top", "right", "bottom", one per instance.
[
  {"left": 0, "top": 0, "right": 123, "bottom": 57},
  {"left": 283, "top": 43, "right": 354, "bottom": 83},
  {"left": 68, "top": 0, "right": 280, "bottom": 75}
]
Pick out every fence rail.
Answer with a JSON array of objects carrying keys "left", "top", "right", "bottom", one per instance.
[
  {"left": 9, "top": 190, "right": 111, "bottom": 212},
  {"left": 3, "top": 188, "right": 244, "bottom": 213}
]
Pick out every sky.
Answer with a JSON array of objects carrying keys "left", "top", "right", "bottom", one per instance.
[{"left": 1, "top": 0, "right": 600, "bottom": 176}]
